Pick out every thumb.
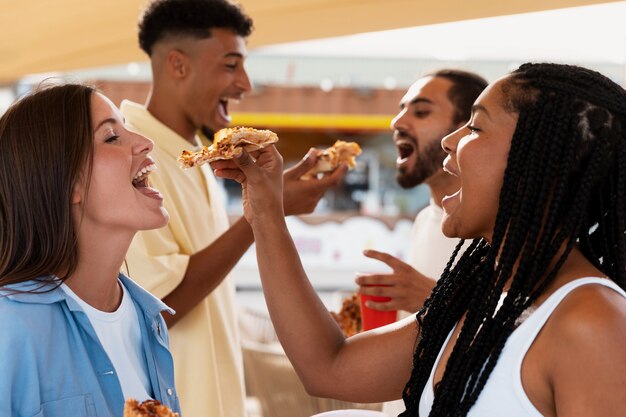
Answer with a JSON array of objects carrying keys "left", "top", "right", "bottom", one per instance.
[
  {"left": 285, "top": 148, "right": 317, "bottom": 178},
  {"left": 318, "top": 162, "right": 348, "bottom": 186},
  {"left": 233, "top": 150, "right": 258, "bottom": 175}
]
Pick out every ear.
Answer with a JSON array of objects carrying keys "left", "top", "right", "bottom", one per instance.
[
  {"left": 72, "top": 181, "right": 84, "bottom": 205},
  {"left": 166, "top": 49, "right": 189, "bottom": 79}
]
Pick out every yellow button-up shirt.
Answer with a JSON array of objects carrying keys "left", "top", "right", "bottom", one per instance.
[{"left": 120, "top": 100, "right": 245, "bottom": 417}]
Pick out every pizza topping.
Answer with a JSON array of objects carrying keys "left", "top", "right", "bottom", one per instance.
[
  {"left": 178, "top": 127, "right": 279, "bottom": 169},
  {"left": 124, "top": 398, "right": 179, "bottom": 417},
  {"left": 330, "top": 293, "right": 361, "bottom": 337}
]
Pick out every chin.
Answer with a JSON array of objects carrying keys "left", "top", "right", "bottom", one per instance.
[
  {"left": 157, "top": 210, "right": 170, "bottom": 228},
  {"left": 141, "top": 211, "right": 169, "bottom": 231},
  {"left": 441, "top": 213, "right": 470, "bottom": 240},
  {"left": 441, "top": 226, "right": 460, "bottom": 239},
  {"left": 206, "top": 119, "right": 229, "bottom": 133}
]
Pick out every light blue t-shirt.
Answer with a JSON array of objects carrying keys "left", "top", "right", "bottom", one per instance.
[{"left": 0, "top": 274, "right": 180, "bottom": 417}]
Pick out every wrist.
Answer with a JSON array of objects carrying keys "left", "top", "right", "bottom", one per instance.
[{"left": 251, "top": 214, "right": 288, "bottom": 239}]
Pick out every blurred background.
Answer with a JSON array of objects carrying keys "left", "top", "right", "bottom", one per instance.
[
  {"left": 3, "top": 2, "right": 626, "bottom": 415},
  {"left": 2, "top": 0, "right": 626, "bottom": 303}
]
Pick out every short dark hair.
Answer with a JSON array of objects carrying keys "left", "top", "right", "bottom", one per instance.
[
  {"left": 0, "top": 83, "right": 96, "bottom": 288},
  {"left": 427, "top": 69, "right": 488, "bottom": 125},
  {"left": 139, "top": 0, "right": 254, "bottom": 56}
]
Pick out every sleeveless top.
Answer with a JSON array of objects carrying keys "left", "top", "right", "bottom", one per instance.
[{"left": 418, "top": 277, "right": 626, "bottom": 416}]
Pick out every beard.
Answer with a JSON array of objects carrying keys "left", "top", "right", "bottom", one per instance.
[{"left": 396, "top": 138, "right": 449, "bottom": 189}]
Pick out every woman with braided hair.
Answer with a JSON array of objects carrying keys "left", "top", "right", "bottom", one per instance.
[{"left": 211, "top": 63, "right": 626, "bottom": 417}]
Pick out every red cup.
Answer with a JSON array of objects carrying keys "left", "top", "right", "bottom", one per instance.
[{"left": 359, "top": 285, "right": 397, "bottom": 331}]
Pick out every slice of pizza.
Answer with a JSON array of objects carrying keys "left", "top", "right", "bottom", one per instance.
[
  {"left": 178, "top": 127, "right": 279, "bottom": 169},
  {"left": 124, "top": 399, "right": 179, "bottom": 417},
  {"left": 302, "top": 140, "right": 362, "bottom": 179},
  {"left": 330, "top": 292, "right": 361, "bottom": 337}
]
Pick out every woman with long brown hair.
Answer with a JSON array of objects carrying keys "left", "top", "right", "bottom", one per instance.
[{"left": 0, "top": 84, "right": 179, "bottom": 416}]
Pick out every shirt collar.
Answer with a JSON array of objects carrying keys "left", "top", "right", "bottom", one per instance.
[{"left": 1, "top": 274, "right": 174, "bottom": 318}]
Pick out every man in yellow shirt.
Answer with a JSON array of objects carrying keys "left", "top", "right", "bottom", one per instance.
[{"left": 121, "top": 1, "right": 346, "bottom": 416}]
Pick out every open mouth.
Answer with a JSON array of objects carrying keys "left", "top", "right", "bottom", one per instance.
[
  {"left": 218, "top": 98, "right": 232, "bottom": 124},
  {"left": 132, "top": 163, "right": 157, "bottom": 189},
  {"left": 396, "top": 139, "right": 415, "bottom": 164}
]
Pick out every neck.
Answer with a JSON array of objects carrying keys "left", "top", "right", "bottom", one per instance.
[
  {"left": 426, "top": 172, "right": 461, "bottom": 208},
  {"left": 64, "top": 226, "right": 134, "bottom": 312},
  {"left": 146, "top": 85, "right": 197, "bottom": 144}
]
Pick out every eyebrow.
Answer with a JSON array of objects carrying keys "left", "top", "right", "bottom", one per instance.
[
  {"left": 401, "top": 97, "right": 433, "bottom": 109},
  {"left": 471, "top": 103, "right": 492, "bottom": 119},
  {"left": 94, "top": 117, "right": 117, "bottom": 132},
  {"left": 223, "top": 52, "right": 244, "bottom": 59}
]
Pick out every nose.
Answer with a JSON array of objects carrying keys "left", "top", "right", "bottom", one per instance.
[
  {"left": 133, "top": 132, "right": 154, "bottom": 154},
  {"left": 390, "top": 108, "right": 408, "bottom": 131},
  {"left": 442, "top": 126, "right": 463, "bottom": 155},
  {"left": 237, "top": 66, "right": 253, "bottom": 93}
]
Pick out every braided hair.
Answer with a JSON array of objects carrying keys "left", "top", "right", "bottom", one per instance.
[{"left": 400, "top": 63, "right": 626, "bottom": 416}]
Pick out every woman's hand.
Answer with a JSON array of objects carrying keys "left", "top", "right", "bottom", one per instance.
[{"left": 211, "top": 145, "right": 284, "bottom": 226}]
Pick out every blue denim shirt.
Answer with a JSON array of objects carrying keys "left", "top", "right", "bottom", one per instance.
[{"left": 0, "top": 274, "right": 181, "bottom": 417}]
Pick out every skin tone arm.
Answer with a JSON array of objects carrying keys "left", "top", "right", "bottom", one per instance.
[
  {"left": 211, "top": 146, "right": 418, "bottom": 402},
  {"left": 162, "top": 149, "right": 347, "bottom": 327},
  {"left": 356, "top": 249, "right": 437, "bottom": 313}
]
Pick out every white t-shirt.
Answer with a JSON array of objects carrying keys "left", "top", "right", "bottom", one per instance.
[
  {"left": 407, "top": 201, "right": 461, "bottom": 279},
  {"left": 61, "top": 281, "right": 152, "bottom": 401}
]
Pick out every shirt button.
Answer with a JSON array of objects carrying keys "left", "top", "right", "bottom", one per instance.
[{"left": 167, "top": 388, "right": 173, "bottom": 396}]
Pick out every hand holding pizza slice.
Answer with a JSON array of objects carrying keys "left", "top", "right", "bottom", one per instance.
[{"left": 301, "top": 140, "right": 362, "bottom": 180}]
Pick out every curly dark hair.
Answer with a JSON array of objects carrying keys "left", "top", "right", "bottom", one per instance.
[
  {"left": 400, "top": 63, "right": 626, "bottom": 416},
  {"left": 138, "top": 0, "right": 254, "bottom": 56}
]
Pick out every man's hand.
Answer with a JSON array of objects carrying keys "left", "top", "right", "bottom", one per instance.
[
  {"left": 283, "top": 148, "right": 347, "bottom": 216},
  {"left": 355, "top": 249, "right": 436, "bottom": 313}
]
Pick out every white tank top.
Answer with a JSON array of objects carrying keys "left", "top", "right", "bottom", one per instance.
[{"left": 418, "top": 277, "right": 626, "bottom": 416}]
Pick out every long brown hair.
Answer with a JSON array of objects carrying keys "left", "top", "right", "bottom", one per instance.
[{"left": 0, "top": 83, "right": 96, "bottom": 288}]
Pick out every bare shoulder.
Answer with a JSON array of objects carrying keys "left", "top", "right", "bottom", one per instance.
[
  {"left": 549, "top": 282, "right": 626, "bottom": 339},
  {"left": 542, "top": 281, "right": 626, "bottom": 416}
]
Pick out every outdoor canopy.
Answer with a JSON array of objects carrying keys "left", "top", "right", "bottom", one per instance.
[{"left": 0, "top": 0, "right": 619, "bottom": 82}]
